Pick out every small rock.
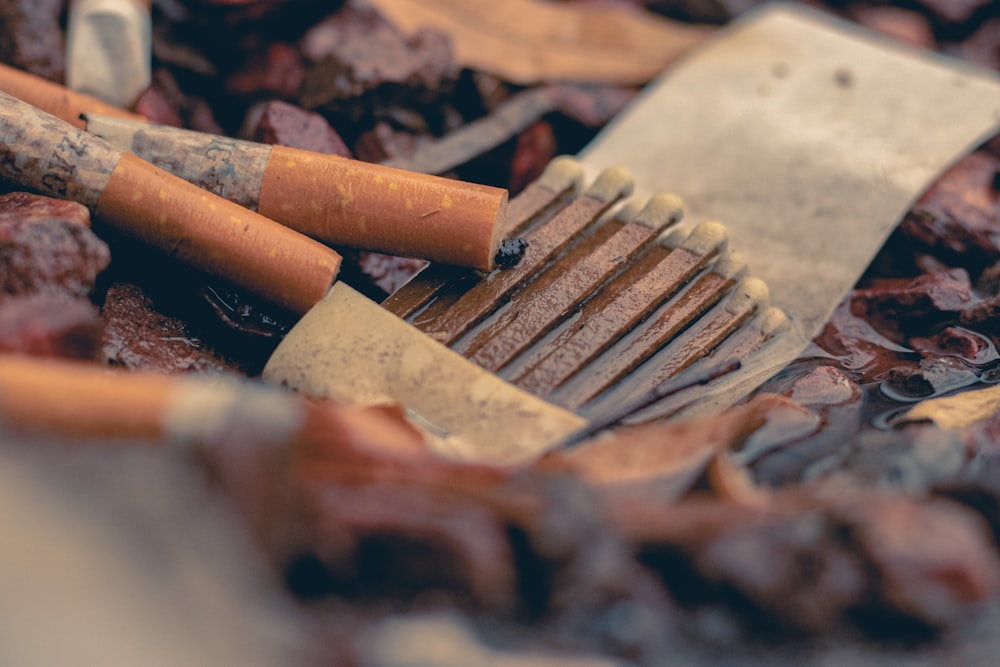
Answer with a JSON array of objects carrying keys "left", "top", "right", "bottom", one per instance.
[
  {"left": 101, "top": 282, "right": 233, "bottom": 374},
  {"left": 0, "top": 214, "right": 110, "bottom": 298},
  {"left": 0, "top": 292, "right": 103, "bottom": 359},
  {"left": 225, "top": 42, "right": 305, "bottom": 101},
  {"left": 240, "top": 99, "right": 352, "bottom": 156}
]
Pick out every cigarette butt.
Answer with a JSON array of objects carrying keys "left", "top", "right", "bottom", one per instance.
[
  {"left": 0, "top": 354, "right": 415, "bottom": 454},
  {"left": 0, "top": 92, "right": 340, "bottom": 314},
  {"left": 83, "top": 114, "right": 509, "bottom": 270},
  {"left": 262, "top": 146, "right": 507, "bottom": 271},
  {"left": 66, "top": 0, "right": 152, "bottom": 108},
  {"left": 97, "top": 153, "right": 341, "bottom": 314},
  {"left": 0, "top": 355, "right": 176, "bottom": 440},
  {"left": 0, "top": 63, "right": 144, "bottom": 130},
  {"left": 0, "top": 355, "right": 390, "bottom": 456}
]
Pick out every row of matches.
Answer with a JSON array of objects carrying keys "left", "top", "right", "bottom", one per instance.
[{"left": 384, "top": 157, "right": 790, "bottom": 424}]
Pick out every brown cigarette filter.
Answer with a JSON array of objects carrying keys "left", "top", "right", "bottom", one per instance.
[
  {"left": 0, "top": 63, "right": 145, "bottom": 130},
  {"left": 0, "top": 92, "right": 340, "bottom": 314},
  {"left": 84, "top": 114, "right": 508, "bottom": 270}
]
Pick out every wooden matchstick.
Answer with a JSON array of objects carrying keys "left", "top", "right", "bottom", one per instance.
[
  {"left": 84, "top": 113, "right": 509, "bottom": 271},
  {"left": 0, "top": 91, "right": 340, "bottom": 315},
  {"left": 0, "top": 63, "right": 144, "bottom": 130},
  {"left": 466, "top": 193, "right": 682, "bottom": 371},
  {"left": 512, "top": 221, "right": 728, "bottom": 397}
]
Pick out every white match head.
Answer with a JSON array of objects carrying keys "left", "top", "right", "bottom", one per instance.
[
  {"left": 725, "top": 277, "right": 769, "bottom": 316},
  {"left": 538, "top": 156, "right": 585, "bottom": 194},
  {"left": 756, "top": 306, "right": 790, "bottom": 337},
  {"left": 586, "top": 166, "right": 634, "bottom": 203},
  {"left": 680, "top": 220, "right": 728, "bottom": 255},
  {"left": 632, "top": 192, "right": 684, "bottom": 230},
  {"left": 710, "top": 249, "right": 747, "bottom": 280}
]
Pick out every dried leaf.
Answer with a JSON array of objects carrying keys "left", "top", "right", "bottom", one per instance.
[
  {"left": 898, "top": 383, "right": 1000, "bottom": 429},
  {"left": 366, "top": 0, "right": 709, "bottom": 85}
]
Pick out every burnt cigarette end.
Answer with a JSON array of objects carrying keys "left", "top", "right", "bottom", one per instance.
[{"left": 494, "top": 237, "right": 529, "bottom": 268}]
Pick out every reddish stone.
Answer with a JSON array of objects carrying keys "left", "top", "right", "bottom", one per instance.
[
  {"left": 509, "top": 121, "right": 557, "bottom": 195},
  {"left": 0, "top": 292, "right": 102, "bottom": 359},
  {"left": 0, "top": 192, "right": 90, "bottom": 227},
  {"left": 186, "top": 98, "right": 226, "bottom": 135},
  {"left": 845, "top": 495, "right": 1000, "bottom": 628},
  {"left": 0, "top": 216, "right": 110, "bottom": 299},
  {"left": 133, "top": 85, "right": 185, "bottom": 128},
  {"left": 813, "top": 299, "right": 912, "bottom": 381},
  {"left": 960, "top": 18, "right": 1000, "bottom": 70},
  {"left": 101, "top": 282, "right": 234, "bottom": 375},
  {"left": 852, "top": 6, "right": 937, "bottom": 50},
  {"left": 226, "top": 42, "right": 305, "bottom": 101},
  {"left": 910, "top": 326, "right": 998, "bottom": 365},
  {"left": 353, "top": 121, "right": 427, "bottom": 163},
  {"left": 850, "top": 269, "right": 972, "bottom": 340},
  {"left": 901, "top": 151, "right": 1000, "bottom": 274},
  {"left": 0, "top": 0, "right": 65, "bottom": 81},
  {"left": 241, "top": 100, "right": 351, "bottom": 156},
  {"left": 912, "top": 0, "right": 991, "bottom": 25},
  {"left": 299, "top": 1, "right": 457, "bottom": 121},
  {"left": 552, "top": 84, "right": 640, "bottom": 128}
]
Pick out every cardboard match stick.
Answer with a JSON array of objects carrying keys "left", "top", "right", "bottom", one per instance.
[
  {"left": 0, "top": 91, "right": 340, "bottom": 314},
  {"left": 513, "top": 222, "right": 728, "bottom": 397},
  {"left": 84, "top": 114, "right": 509, "bottom": 270},
  {"left": 0, "top": 63, "right": 144, "bottom": 130},
  {"left": 626, "top": 306, "right": 791, "bottom": 424},
  {"left": 466, "top": 193, "right": 683, "bottom": 372},
  {"left": 568, "top": 274, "right": 766, "bottom": 411}
]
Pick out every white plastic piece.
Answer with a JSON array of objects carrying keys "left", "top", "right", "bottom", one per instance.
[{"left": 66, "top": 0, "right": 151, "bottom": 108}]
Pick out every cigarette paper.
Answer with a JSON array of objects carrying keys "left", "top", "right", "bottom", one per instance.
[
  {"left": 0, "top": 62, "right": 145, "bottom": 130},
  {"left": 0, "top": 92, "right": 341, "bottom": 314},
  {"left": 84, "top": 114, "right": 509, "bottom": 270},
  {"left": 65, "top": 0, "right": 152, "bottom": 108}
]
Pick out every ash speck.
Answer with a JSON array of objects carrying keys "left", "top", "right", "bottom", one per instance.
[{"left": 495, "top": 237, "right": 528, "bottom": 268}]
